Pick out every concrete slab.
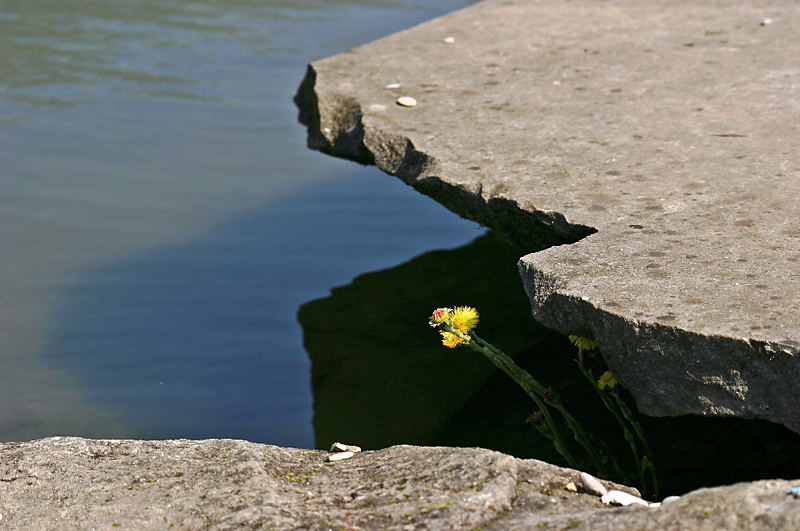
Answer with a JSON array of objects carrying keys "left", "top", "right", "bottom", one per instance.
[{"left": 294, "top": 0, "right": 800, "bottom": 432}]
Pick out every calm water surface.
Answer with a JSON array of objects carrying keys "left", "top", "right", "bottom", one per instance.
[{"left": 0, "top": 0, "right": 480, "bottom": 445}]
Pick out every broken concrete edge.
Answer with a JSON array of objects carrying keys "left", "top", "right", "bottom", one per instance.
[
  {"left": 4, "top": 437, "right": 799, "bottom": 529},
  {"left": 522, "top": 259, "right": 800, "bottom": 431},
  {"left": 294, "top": 63, "right": 800, "bottom": 433},
  {"left": 294, "top": 63, "right": 596, "bottom": 252}
]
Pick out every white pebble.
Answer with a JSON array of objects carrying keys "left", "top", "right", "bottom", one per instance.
[
  {"left": 760, "top": 18, "right": 773, "bottom": 25},
  {"left": 327, "top": 451, "right": 355, "bottom": 462},
  {"left": 601, "top": 490, "right": 649, "bottom": 507},
  {"left": 396, "top": 96, "right": 417, "bottom": 107},
  {"left": 330, "top": 442, "right": 362, "bottom": 453},
  {"left": 444, "top": 37, "right": 455, "bottom": 44},
  {"left": 580, "top": 472, "right": 608, "bottom": 496},
  {"left": 384, "top": 82, "right": 401, "bottom": 89}
]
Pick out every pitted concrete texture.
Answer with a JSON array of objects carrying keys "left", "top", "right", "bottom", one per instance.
[
  {"left": 294, "top": 0, "right": 800, "bottom": 432},
  {"left": 3, "top": 437, "right": 800, "bottom": 529}
]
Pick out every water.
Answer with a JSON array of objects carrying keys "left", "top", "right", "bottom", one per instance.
[{"left": 0, "top": 0, "right": 480, "bottom": 444}]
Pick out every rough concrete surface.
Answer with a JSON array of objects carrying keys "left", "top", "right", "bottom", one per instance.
[
  {"left": 2, "top": 437, "right": 799, "bottom": 529},
  {"left": 294, "top": 0, "right": 800, "bottom": 432}
]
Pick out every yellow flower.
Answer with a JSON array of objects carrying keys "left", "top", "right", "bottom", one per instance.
[
  {"left": 597, "top": 371, "right": 618, "bottom": 390},
  {"left": 450, "top": 306, "right": 479, "bottom": 334},
  {"left": 440, "top": 331, "right": 465, "bottom": 349},
  {"left": 430, "top": 307, "right": 451, "bottom": 325},
  {"left": 568, "top": 334, "right": 599, "bottom": 351}
]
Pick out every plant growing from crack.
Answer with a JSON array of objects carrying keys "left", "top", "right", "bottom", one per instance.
[
  {"left": 571, "top": 334, "right": 659, "bottom": 498},
  {"left": 429, "top": 306, "right": 658, "bottom": 498}
]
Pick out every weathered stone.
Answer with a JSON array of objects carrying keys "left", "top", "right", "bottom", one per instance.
[
  {"left": 294, "top": 0, "right": 800, "bottom": 432},
  {"left": 1, "top": 437, "right": 798, "bottom": 529}
]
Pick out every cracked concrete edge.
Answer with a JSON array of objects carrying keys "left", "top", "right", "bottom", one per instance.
[
  {"left": 519, "top": 255, "right": 800, "bottom": 432},
  {"left": 294, "top": 61, "right": 800, "bottom": 434},
  {"left": 294, "top": 63, "right": 596, "bottom": 252}
]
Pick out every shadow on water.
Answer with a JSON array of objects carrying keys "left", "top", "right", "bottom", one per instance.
[
  {"left": 38, "top": 166, "right": 482, "bottom": 446},
  {"left": 300, "top": 232, "right": 800, "bottom": 496},
  {"left": 299, "top": 231, "right": 537, "bottom": 449}
]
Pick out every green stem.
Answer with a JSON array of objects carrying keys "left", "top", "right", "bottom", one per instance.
[
  {"left": 464, "top": 330, "right": 610, "bottom": 475},
  {"left": 483, "top": 334, "right": 609, "bottom": 476},
  {"left": 576, "top": 349, "right": 638, "bottom": 486},
  {"left": 611, "top": 390, "right": 659, "bottom": 498},
  {"left": 575, "top": 348, "right": 658, "bottom": 498},
  {"left": 463, "top": 335, "right": 578, "bottom": 468}
]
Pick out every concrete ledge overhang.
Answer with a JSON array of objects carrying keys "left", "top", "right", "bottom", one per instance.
[{"left": 294, "top": 0, "right": 800, "bottom": 432}]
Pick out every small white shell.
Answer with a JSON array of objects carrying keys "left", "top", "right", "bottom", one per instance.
[
  {"left": 330, "top": 442, "right": 362, "bottom": 453},
  {"left": 601, "top": 490, "right": 649, "bottom": 507},
  {"left": 580, "top": 472, "right": 607, "bottom": 496},
  {"left": 443, "top": 37, "right": 455, "bottom": 44},
  {"left": 327, "top": 451, "right": 355, "bottom": 462},
  {"left": 384, "top": 82, "right": 401, "bottom": 89},
  {"left": 396, "top": 96, "right": 417, "bottom": 107}
]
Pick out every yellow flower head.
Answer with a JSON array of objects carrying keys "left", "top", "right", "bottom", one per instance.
[
  {"left": 450, "top": 306, "right": 479, "bottom": 334},
  {"left": 440, "top": 331, "right": 465, "bottom": 349},
  {"left": 597, "top": 371, "right": 618, "bottom": 390},
  {"left": 568, "top": 334, "right": 599, "bottom": 351},
  {"left": 430, "top": 307, "right": 451, "bottom": 326}
]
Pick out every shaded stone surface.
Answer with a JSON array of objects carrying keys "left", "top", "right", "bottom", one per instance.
[
  {"left": 1, "top": 437, "right": 799, "bottom": 529},
  {"left": 294, "top": 0, "right": 800, "bottom": 431}
]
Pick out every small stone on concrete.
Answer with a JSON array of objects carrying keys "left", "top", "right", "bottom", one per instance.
[
  {"left": 396, "top": 96, "right": 417, "bottom": 107},
  {"left": 602, "top": 490, "right": 650, "bottom": 507},
  {"left": 327, "top": 451, "right": 355, "bottom": 462},
  {"left": 580, "top": 471, "right": 608, "bottom": 496}
]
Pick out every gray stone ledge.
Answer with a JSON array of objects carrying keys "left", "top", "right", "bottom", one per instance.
[
  {"left": 2, "top": 437, "right": 799, "bottom": 529},
  {"left": 294, "top": 0, "right": 800, "bottom": 432}
]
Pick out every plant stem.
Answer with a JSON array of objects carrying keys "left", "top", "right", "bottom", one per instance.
[
  {"left": 464, "top": 331, "right": 614, "bottom": 475},
  {"left": 464, "top": 334, "right": 577, "bottom": 467},
  {"left": 576, "top": 348, "right": 658, "bottom": 498}
]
